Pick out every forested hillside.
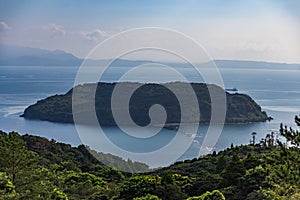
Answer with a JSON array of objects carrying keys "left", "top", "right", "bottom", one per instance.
[
  {"left": 21, "top": 82, "right": 270, "bottom": 126},
  {"left": 0, "top": 116, "right": 299, "bottom": 200}
]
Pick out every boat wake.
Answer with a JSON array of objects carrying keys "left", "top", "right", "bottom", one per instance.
[{"left": 0, "top": 106, "right": 26, "bottom": 117}]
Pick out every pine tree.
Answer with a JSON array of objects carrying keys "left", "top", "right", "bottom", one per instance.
[
  {"left": 279, "top": 116, "right": 300, "bottom": 147},
  {"left": 0, "top": 132, "right": 38, "bottom": 185},
  {"left": 220, "top": 154, "right": 246, "bottom": 187}
]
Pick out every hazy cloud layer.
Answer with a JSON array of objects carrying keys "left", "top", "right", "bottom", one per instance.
[
  {"left": 42, "top": 23, "right": 65, "bottom": 38},
  {"left": 81, "top": 29, "right": 107, "bottom": 42},
  {"left": 0, "top": 21, "right": 11, "bottom": 31}
]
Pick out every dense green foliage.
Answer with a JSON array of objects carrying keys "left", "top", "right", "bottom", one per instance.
[
  {"left": 187, "top": 190, "right": 225, "bottom": 200},
  {"left": 1, "top": 116, "right": 299, "bottom": 199},
  {"left": 21, "top": 82, "right": 270, "bottom": 126}
]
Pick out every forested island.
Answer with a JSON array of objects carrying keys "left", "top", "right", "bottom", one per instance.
[
  {"left": 0, "top": 116, "right": 299, "bottom": 199},
  {"left": 21, "top": 82, "right": 270, "bottom": 126}
]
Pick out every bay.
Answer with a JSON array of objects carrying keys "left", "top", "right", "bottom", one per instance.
[{"left": 0, "top": 65, "right": 299, "bottom": 168}]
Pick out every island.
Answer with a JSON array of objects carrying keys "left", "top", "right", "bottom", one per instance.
[{"left": 21, "top": 82, "right": 271, "bottom": 126}]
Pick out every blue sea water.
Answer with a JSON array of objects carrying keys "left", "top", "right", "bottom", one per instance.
[{"left": 0, "top": 65, "right": 299, "bottom": 168}]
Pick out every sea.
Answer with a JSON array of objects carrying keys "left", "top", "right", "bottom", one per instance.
[{"left": 0, "top": 65, "right": 299, "bottom": 168}]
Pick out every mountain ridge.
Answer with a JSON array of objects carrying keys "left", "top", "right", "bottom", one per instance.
[{"left": 1, "top": 44, "right": 300, "bottom": 69}]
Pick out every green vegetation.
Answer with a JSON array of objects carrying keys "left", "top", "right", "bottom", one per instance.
[
  {"left": 187, "top": 190, "right": 225, "bottom": 200},
  {"left": 21, "top": 82, "right": 270, "bottom": 126},
  {"left": 1, "top": 115, "right": 299, "bottom": 199}
]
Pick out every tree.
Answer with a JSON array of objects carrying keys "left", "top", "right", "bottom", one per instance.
[
  {"left": 220, "top": 154, "right": 246, "bottom": 187},
  {"left": 187, "top": 190, "right": 225, "bottom": 200},
  {"left": 0, "top": 131, "right": 63, "bottom": 199},
  {"left": 0, "top": 172, "right": 17, "bottom": 200},
  {"left": 62, "top": 171, "right": 108, "bottom": 199},
  {"left": 269, "top": 132, "right": 275, "bottom": 147},
  {"left": 0, "top": 132, "right": 48, "bottom": 199},
  {"left": 239, "top": 166, "right": 268, "bottom": 197},
  {"left": 244, "top": 153, "right": 260, "bottom": 170},
  {"left": 133, "top": 194, "right": 161, "bottom": 200},
  {"left": 279, "top": 116, "right": 300, "bottom": 147},
  {"left": 155, "top": 182, "right": 187, "bottom": 200},
  {"left": 259, "top": 138, "right": 266, "bottom": 147},
  {"left": 295, "top": 115, "right": 300, "bottom": 126},
  {"left": 117, "top": 175, "right": 160, "bottom": 200},
  {"left": 262, "top": 183, "right": 300, "bottom": 200},
  {"left": 0, "top": 132, "right": 39, "bottom": 184},
  {"left": 188, "top": 172, "right": 221, "bottom": 197},
  {"left": 261, "top": 116, "right": 300, "bottom": 199},
  {"left": 216, "top": 155, "right": 227, "bottom": 173},
  {"left": 161, "top": 171, "right": 174, "bottom": 185},
  {"left": 50, "top": 188, "right": 68, "bottom": 200},
  {"left": 251, "top": 132, "right": 257, "bottom": 145}
]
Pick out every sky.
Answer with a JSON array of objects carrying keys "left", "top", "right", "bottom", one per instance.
[{"left": 0, "top": 0, "right": 300, "bottom": 63}]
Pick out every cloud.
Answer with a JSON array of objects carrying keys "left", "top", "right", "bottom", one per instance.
[
  {"left": 0, "top": 21, "right": 11, "bottom": 31},
  {"left": 42, "top": 23, "right": 65, "bottom": 37},
  {"left": 81, "top": 29, "right": 107, "bottom": 42}
]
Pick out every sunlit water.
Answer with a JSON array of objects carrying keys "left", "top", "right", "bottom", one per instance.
[{"left": 0, "top": 66, "right": 299, "bottom": 168}]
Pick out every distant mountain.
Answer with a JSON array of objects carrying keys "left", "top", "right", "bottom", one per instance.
[
  {"left": 0, "top": 44, "right": 81, "bottom": 66},
  {"left": 0, "top": 44, "right": 154, "bottom": 66},
  {"left": 213, "top": 59, "right": 300, "bottom": 70},
  {"left": 1, "top": 44, "right": 299, "bottom": 69}
]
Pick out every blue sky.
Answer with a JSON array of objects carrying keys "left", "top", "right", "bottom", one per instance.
[{"left": 0, "top": 0, "right": 300, "bottom": 62}]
